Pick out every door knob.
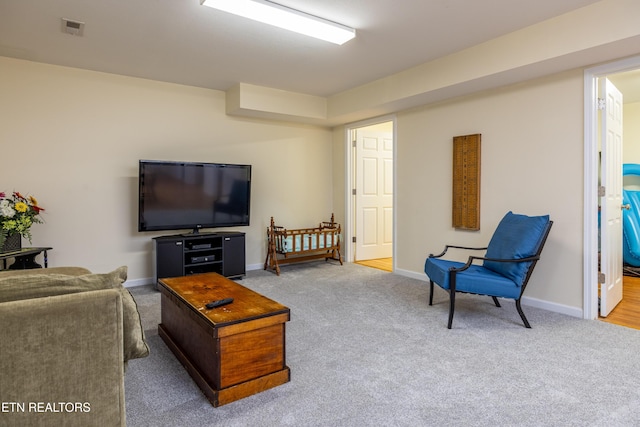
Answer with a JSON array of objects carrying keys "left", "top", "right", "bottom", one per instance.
[{"left": 622, "top": 204, "right": 631, "bottom": 210}]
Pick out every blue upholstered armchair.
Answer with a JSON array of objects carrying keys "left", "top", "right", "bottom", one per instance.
[{"left": 424, "top": 212, "right": 552, "bottom": 329}]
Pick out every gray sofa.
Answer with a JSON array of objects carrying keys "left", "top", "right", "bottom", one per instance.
[{"left": 0, "top": 266, "right": 149, "bottom": 427}]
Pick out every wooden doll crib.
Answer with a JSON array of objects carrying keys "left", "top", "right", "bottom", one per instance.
[{"left": 264, "top": 213, "right": 342, "bottom": 275}]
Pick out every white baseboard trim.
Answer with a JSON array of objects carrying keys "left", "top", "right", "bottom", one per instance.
[
  {"left": 124, "top": 277, "right": 154, "bottom": 288},
  {"left": 394, "top": 268, "right": 583, "bottom": 319},
  {"left": 520, "top": 295, "right": 582, "bottom": 318},
  {"left": 394, "top": 268, "right": 427, "bottom": 282},
  {"left": 246, "top": 263, "right": 263, "bottom": 271},
  {"left": 126, "top": 263, "right": 262, "bottom": 288}
]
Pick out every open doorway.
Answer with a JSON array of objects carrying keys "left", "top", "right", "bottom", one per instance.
[
  {"left": 601, "top": 69, "right": 640, "bottom": 329},
  {"left": 585, "top": 55, "right": 640, "bottom": 323},
  {"left": 345, "top": 117, "right": 396, "bottom": 272}
]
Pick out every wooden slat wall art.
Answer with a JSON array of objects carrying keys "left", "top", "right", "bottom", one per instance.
[{"left": 452, "top": 134, "right": 481, "bottom": 230}]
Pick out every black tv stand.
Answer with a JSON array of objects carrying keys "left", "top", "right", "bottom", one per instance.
[{"left": 152, "top": 231, "right": 245, "bottom": 288}]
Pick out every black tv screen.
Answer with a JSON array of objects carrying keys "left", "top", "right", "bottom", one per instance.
[{"left": 138, "top": 160, "right": 251, "bottom": 233}]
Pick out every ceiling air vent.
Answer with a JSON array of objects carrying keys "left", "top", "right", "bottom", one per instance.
[{"left": 61, "top": 18, "right": 85, "bottom": 36}]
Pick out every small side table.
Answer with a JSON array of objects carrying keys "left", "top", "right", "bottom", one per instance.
[{"left": 0, "top": 247, "right": 53, "bottom": 270}]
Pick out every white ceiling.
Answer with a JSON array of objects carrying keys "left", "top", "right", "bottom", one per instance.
[{"left": 1, "top": 0, "right": 638, "bottom": 102}]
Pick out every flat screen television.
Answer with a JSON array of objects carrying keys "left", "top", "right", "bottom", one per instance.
[{"left": 138, "top": 160, "right": 251, "bottom": 233}]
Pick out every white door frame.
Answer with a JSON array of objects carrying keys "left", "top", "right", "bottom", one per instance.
[
  {"left": 584, "top": 55, "right": 640, "bottom": 320},
  {"left": 344, "top": 115, "right": 397, "bottom": 265}
]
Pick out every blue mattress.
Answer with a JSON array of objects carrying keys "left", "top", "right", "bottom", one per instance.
[{"left": 277, "top": 232, "right": 340, "bottom": 253}]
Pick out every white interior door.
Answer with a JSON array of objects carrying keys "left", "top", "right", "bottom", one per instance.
[
  {"left": 354, "top": 129, "right": 393, "bottom": 261},
  {"left": 600, "top": 77, "right": 624, "bottom": 317}
]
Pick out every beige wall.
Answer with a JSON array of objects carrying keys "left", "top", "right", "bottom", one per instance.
[
  {"left": 397, "top": 70, "right": 584, "bottom": 309},
  {"left": 0, "top": 1, "right": 638, "bottom": 319},
  {"left": 1, "top": 51, "right": 636, "bottom": 313},
  {"left": 0, "top": 57, "right": 333, "bottom": 283},
  {"left": 331, "top": 70, "right": 586, "bottom": 311}
]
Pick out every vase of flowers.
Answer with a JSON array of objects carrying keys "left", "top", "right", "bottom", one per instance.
[{"left": 0, "top": 191, "right": 45, "bottom": 252}]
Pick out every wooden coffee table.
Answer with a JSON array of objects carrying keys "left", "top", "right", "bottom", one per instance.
[{"left": 157, "top": 273, "right": 290, "bottom": 407}]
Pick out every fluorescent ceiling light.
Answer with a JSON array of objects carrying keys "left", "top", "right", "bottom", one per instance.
[{"left": 200, "top": 0, "right": 356, "bottom": 45}]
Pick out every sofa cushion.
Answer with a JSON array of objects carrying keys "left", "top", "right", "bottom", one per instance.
[
  {"left": 424, "top": 257, "right": 522, "bottom": 299},
  {"left": 0, "top": 266, "right": 149, "bottom": 361},
  {"left": 483, "top": 212, "right": 550, "bottom": 285},
  {"left": 0, "top": 266, "right": 92, "bottom": 278}
]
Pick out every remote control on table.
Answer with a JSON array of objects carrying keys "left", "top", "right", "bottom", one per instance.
[{"left": 206, "top": 298, "right": 234, "bottom": 309}]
